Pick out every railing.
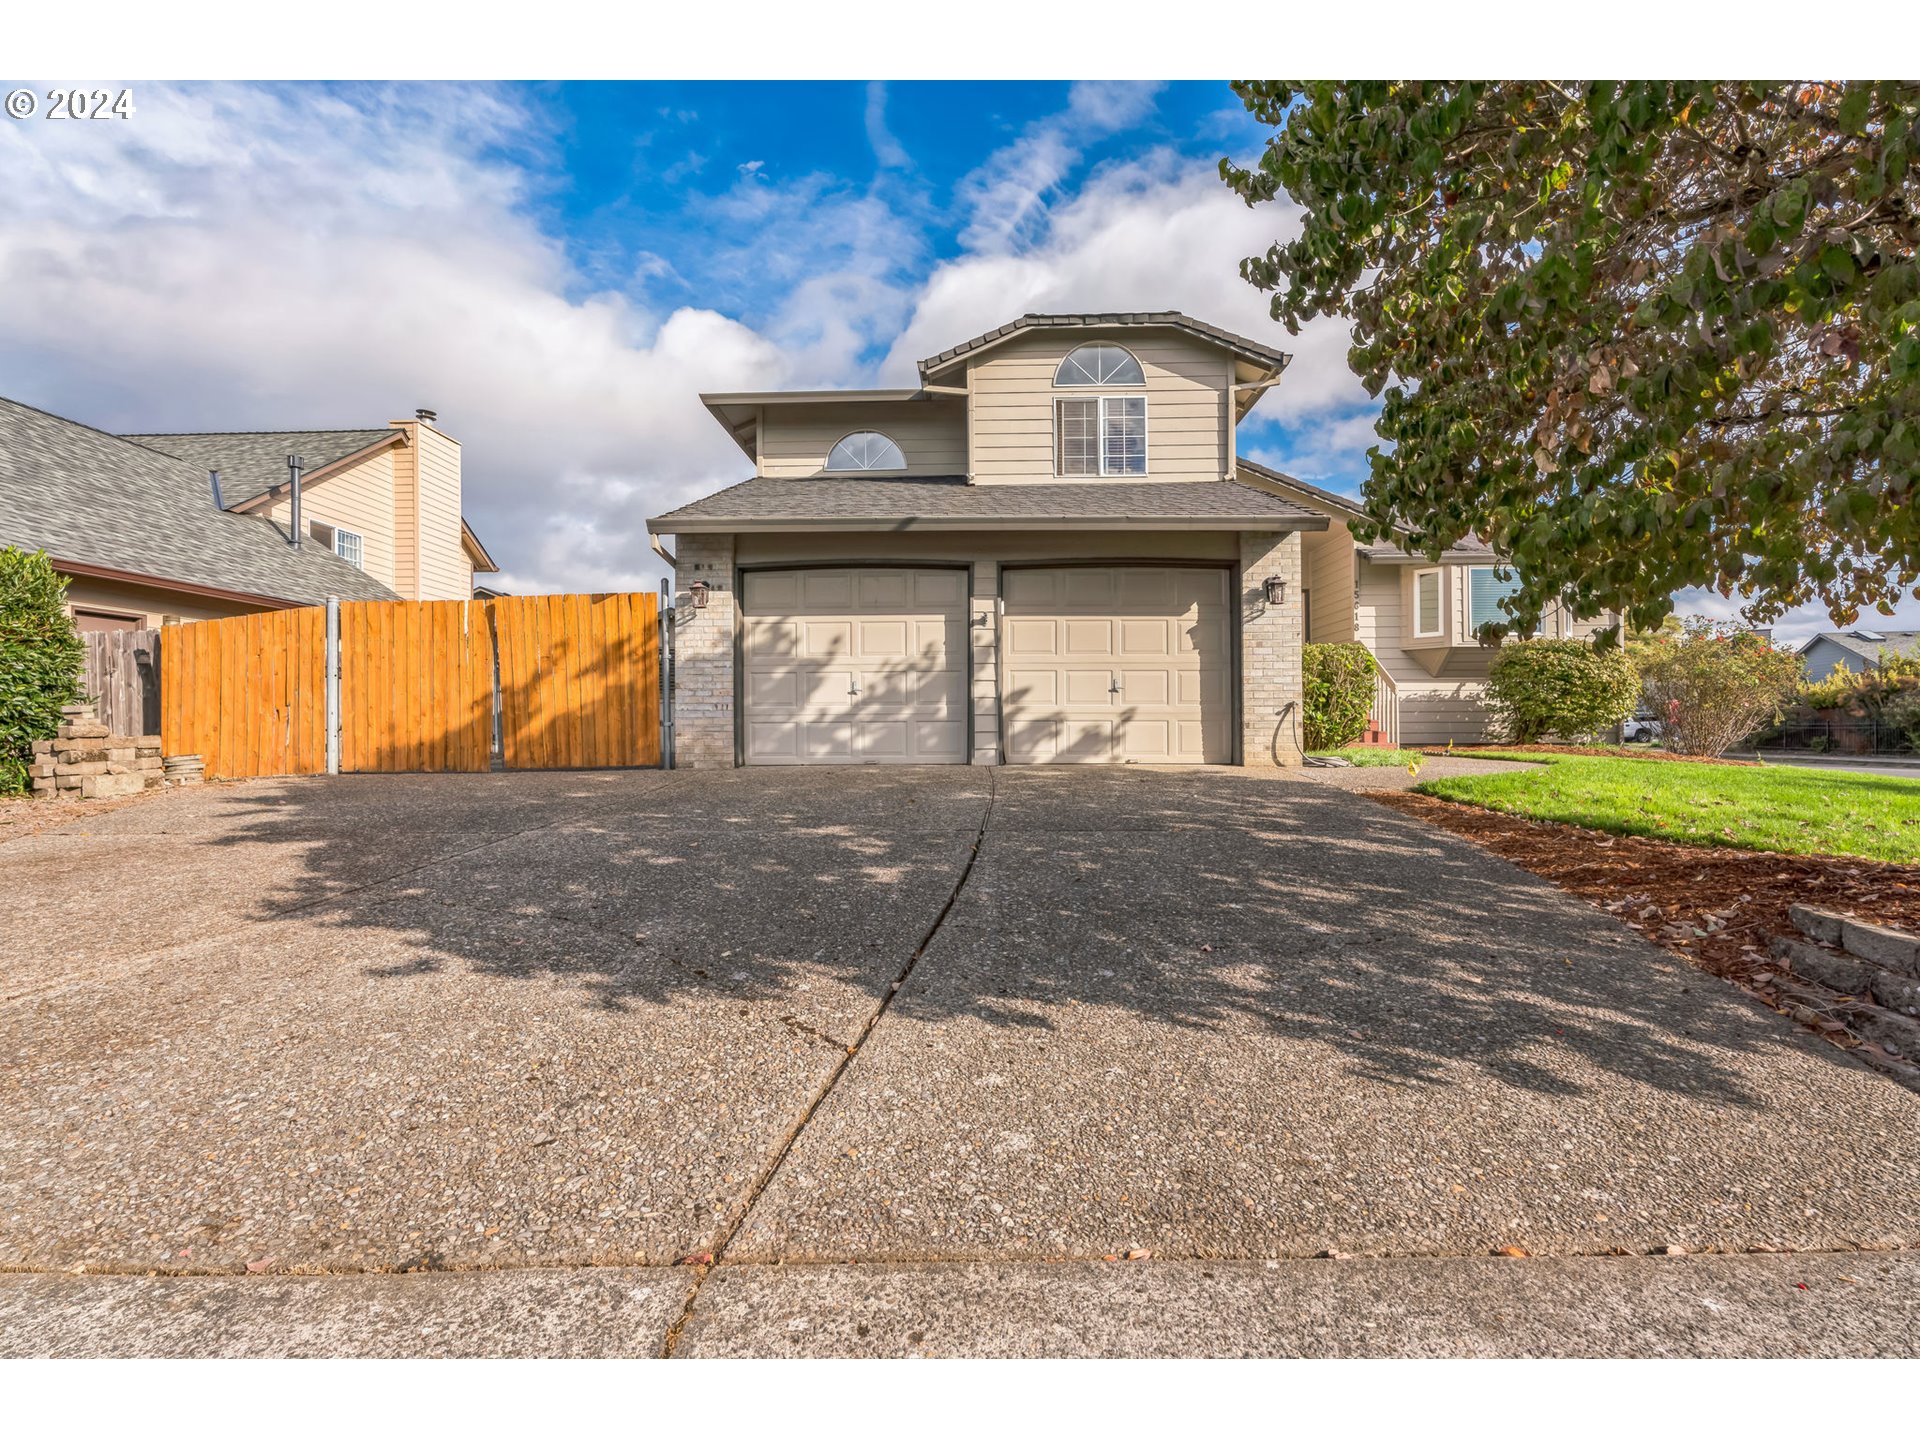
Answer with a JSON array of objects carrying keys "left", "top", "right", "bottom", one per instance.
[
  {"left": 1371, "top": 666, "right": 1400, "bottom": 747},
  {"left": 1746, "top": 713, "right": 1915, "bottom": 758}
]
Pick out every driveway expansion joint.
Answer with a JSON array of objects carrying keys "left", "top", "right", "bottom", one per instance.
[{"left": 659, "top": 769, "right": 999, "bottom": 1358}]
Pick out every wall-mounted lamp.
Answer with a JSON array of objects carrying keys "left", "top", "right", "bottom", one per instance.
[
  {"left": 1263, "top": 576, "right": 1287, "bottom": 606},
  {"left": 688, "top": 580, "right": 710, "bottom": 609}
]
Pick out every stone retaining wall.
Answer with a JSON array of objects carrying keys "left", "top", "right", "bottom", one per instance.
[
  {"left": 27, "top": 704, "right": 167, "bottom": 801},
  {"left": 1771, "top": 904, "right": 1920, "bottom": 1065}
]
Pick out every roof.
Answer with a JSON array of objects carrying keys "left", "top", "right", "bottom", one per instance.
[
  {"left": 647, "top": 476, "right": 1327, "bottom": 534},
  {"left": 123, "top": 428, "right": 399, "bottom": 509},
  {"left": 919, "top": 311, "right": 1293, "bottom": 380},
  {"left": 0, "top": 397, "right": 397, "bottom": 605},
  {"left": 1235, "top": 457, "right": 1497, "bottom": 562},
  {"left": 1798, "top": 630, "right": 1920, "bottom": 663}
]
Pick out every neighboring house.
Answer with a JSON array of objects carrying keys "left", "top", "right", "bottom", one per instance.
[
  {"left": 0, "top": 396, "right": 497, "bottom": 630},
  {"left": 1797, "top": 629, "right": 1920, "bottom": 682}
]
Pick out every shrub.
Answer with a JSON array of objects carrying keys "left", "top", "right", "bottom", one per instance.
[
  {"left": 1883, "top": 688, "right": 1920, "bottom": 752},
  {"left": 1483, "top": 638, "right": 1640, "bottom": 742},
  {"left": 1635, "top": 617, "right": 1804, "bottom": 757},
  {"left": 1301, "top": 642, "right": 1377, "bottom": 750},
  {"left": 0, "top": 548, "right": 84, "bottom": 794}
]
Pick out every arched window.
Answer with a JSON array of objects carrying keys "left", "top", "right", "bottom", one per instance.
[
  {"left": 825, "top": 431, "right": 907, "bottom": 472},
  {"left": 1053, "top": 343, "right": 1144, "bottom": 387},
  {"left": 1052, "top": 344, "right": 1148, "bottom": 476}
]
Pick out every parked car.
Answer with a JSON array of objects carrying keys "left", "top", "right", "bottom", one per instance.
[{"left": 1621, "top": 713, "right": 1665, "bottom": 745}]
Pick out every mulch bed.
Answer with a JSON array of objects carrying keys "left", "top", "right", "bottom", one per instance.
[
  {"left": 1373, "top": 790, "right": 1920, "bottom": 1082},
  {"left": 1419, "top": 743, "right": 1759, "bottom": 767}
]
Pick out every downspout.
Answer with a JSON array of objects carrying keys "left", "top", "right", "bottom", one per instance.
[{"left": 287, "top": 453, "right": 304, "bottom": 548}]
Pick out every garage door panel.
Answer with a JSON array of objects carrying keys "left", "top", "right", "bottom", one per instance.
[
  {"left": 1003, "top": 566, "right": 1231, "bottom": 766},
  {"left": 742, "top": 567, "right": 968, "bottom": 766}
]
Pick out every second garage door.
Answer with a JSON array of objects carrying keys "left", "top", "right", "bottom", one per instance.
[
  {"left": 1002, "top": 565, "right": 1232, "bottom": 764},
  {"left": 741, "top": 567, "right": 968, "bottom": 765}
]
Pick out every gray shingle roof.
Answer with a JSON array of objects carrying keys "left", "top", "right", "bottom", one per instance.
[
  {"left": 1236, "top": 457, "right": 1496, "bottom": 561},
  {"left": 0, "top": 397, "right": 397, "bottom": 605},
  {"left": 123, "top": 428, "right": 396, "bottom": 509},
  {"left": 648, "top": 476, "right": 1326, "bottom": 533},
  {"left": 1800, "top": 630, "right": 1920, "bottom": 663},
  {"left": 919, "top": 311, "right": 1293, "bottom": 379}
]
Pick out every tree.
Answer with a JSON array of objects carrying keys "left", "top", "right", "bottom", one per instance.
[
  {"left": 0, "top": 547, "right": 84, "bottom": 793},
  {"left": 1222, "top": 82, "right": 1920, "bottom": 638},
  {"left": 1633, "top": 617, "right": 1804, "bottom": 756},
  {"left": 1483, "top": 638, "right": 1640, "bottom": 742}
]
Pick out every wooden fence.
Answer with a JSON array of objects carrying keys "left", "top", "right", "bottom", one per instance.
[
  {"left": 159, "top": 593, "right": 660, "bottom": 779},
  {"left": 82, "top": 628, "right": 164, "bottom": 738},
  {"left": 161, "top": 609, "right": 328, "bottom": 779}
]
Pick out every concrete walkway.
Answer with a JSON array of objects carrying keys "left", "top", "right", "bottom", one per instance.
[{"left": 3, "top": 767, "right": 1915, "bottom": 1356}]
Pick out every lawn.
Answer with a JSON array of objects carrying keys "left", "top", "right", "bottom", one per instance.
[
  {"left": 1414, "top": 752, "right": 1920, "bottom": 863},
  {"left": 1308, "top": 747, "right": 1427, "bottom": 768}
]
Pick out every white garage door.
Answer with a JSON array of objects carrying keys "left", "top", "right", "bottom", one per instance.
[
  {"left": 1002, "top": 565, "right": 1232, "bottom": 764},
  {"left": 741, "top": 567, "right": 968, "bottom": 765}
]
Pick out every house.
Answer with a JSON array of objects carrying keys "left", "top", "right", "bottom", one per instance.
[
  {"left": 0, "top": 395, "right": 497, "bottom": 630},
  {"left": 1796, "top": 629, "right": 1920, "bottom": 682},
  {"left": 645, "top": 311, "right": 1609, "bottom": 769},
  {"left": 1231, "top": 461, "right": 1616, "bottom": 745}
]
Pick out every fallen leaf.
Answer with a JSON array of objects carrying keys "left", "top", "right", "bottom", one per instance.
[
  {"left": 245, "top": 1257, "right": 276, "bottom": 1273},
  {"left": 678, "top": 1252, "right": 714, "bottom": 1267},
  {"left": 1496, "top": 1245, "right": 1529, "bottom": 1258}
]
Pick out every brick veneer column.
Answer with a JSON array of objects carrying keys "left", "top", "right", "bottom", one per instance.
[
  {"left": 1239, "top": 530, "right": 1305, "bottom": 767},
  {"left": 969, "top": 559, "right": 1001, "bottom": 766},
  {"left": 671, "top": 533, "right": 737, "bottom": 768}
]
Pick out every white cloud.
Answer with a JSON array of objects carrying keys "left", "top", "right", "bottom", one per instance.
[
  {"left": 863, "top": 82, "right": 911, "bottom": 170},
  {"left": 0, "top": 82, "right": 1371, "bottom": 597},
  {"left": 1672, "top": 588, "right": 1920, "bottom": 645}
]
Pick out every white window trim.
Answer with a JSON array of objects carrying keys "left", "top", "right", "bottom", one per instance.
[
  {"left": 1413, "top": 568, "right": 1444, "bottom": 638},
  {"left": 333, "top": 526, "right": 365, "bottom": 569},
  {"left": 1468, "top": 564, "right": 1545, "bottom": 636},
  {"left": 1054, "top": 394, "right": 1149, "bottom": 478},
  {"left": 823, "top": 430, "right": 908, "bottom": 474},
  {"left": 1053, "top": 343, "right": 1146, "bottom": 387}
]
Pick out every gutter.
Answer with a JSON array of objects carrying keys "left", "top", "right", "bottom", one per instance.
[
  {"left": 645, "top": 514, "right": 1331, "bottom": 535},
  {"left": 48, "top": 556, "right": 307, "bottom": 609}
]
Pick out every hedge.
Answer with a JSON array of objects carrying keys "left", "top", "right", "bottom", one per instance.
[
  {"left": 1484, "top": 638, "right": 1640, "bottom": 743},
  {"left": 1302, "top": 642, "right": 1378, "bottom": 750},
  {"left": 0, "top": 547, "right": 84, "bottom": 794}
]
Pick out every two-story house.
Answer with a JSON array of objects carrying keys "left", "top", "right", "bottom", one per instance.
[
  {"left": 648, "top": 311, "right": 1613, "bottom": 770},
  {"left": 0, "top": 395, "right": 497, "bottom": 630}
]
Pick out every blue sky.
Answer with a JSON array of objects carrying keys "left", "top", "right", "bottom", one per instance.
[{"left": 0, "top": 77, "right": 1873, "bottom": 638}]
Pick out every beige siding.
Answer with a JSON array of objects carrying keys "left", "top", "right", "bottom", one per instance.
[
  {"left": 1355, "top": 556, "right": 1498, "bottom": 744},
  {"left": 1301, "top": 520, "right": 1356, "bottom": 643},
  {"left": 758, "top": 399, "right": 967, "bottom": 478},
  {"left": 62, "top": 574, "right": 267, "bottom": 628},
  {"left": 391, "top": 425, "right": 419, "bottom": 599},
  {"left": 967, "top": 330, "right": 1229, "bottom": 483},
  {"left": 413, "top": 421, "right": 469, "bottom": 601},
  {"left": 264, "top": 447, "right": 397, "bottom": 590}
]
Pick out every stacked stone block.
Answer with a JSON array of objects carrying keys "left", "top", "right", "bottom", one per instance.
[
  {"left": 1772, "top": 905, "right": 1920, "bottom": 1063},
  {"left": 27, "top": 703, "right": 166, "bottom": 801}
]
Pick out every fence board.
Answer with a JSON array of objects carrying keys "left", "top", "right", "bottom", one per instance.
[
  {"left": 339, "top": 599, "right": 493, "bottom": 774},
  {"left": 161, "top": 608, "right": 324, "bottom": 779}
]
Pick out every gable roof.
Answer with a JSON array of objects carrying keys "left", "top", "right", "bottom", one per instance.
[
  {"left": 1235, "top": 457, "right": 1498, "bottom": 562},
  {"left": 0, "top": 397, "right": 396, "bottom": 606},
  {"left": 648, "top": 475, "right": 1326, "bottom": 534},
  {"left": 123, "top": 428, "right": 400, "bottom": 510},
  {"left": 918, "top": 311, "right": 1293, "bottom": 381},
  {"left": 1798, "top": 630, "right": 1920, "bottom": 663}
]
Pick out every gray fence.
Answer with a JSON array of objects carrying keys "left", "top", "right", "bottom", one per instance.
[{"left": 81, "top": 628, "right": 163, "bottom": 738}]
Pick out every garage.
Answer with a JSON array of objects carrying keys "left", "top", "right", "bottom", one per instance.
[
  {"left": 740, "top": 566, "right": 969, "bottom": 765},
  {"left": 1001, "top": 565, "right": 1232, "bottom": 764}
]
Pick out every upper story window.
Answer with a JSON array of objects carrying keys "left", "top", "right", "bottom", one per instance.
[
  {"left": 1054, "top": 344, "right": 1144, "bottom": 387},
  {"left": 1053, "top": 344, "right": 1147, "bottom": 477},
  {"left": 825, "top": 430, "right": 907, "bottom": 472},
  {"left": 312, "top": 520, "right": 364, "bottom": 569}
]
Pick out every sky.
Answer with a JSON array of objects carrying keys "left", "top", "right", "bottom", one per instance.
[{"left": 0, "top": 78, "right": 1897, "bottom": 641}]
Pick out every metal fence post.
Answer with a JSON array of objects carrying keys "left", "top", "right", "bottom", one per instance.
[
  {"left": 659, "top": 579, "right": 675, "bottom": 770},
  {"left": 325, "top": 596, "right": 341, "bottom": 775}
]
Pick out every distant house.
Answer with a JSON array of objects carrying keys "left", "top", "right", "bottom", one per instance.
[
  {"left": 1797, "top": 629, "right": 1920, "bottom": 682},
  {"left": 0, "top": 396, "right": 498, "bottom": 631}
]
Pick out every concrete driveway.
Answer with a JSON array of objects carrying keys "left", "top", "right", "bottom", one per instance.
[{"left": 3, "top": 766, "right": 1916, "bottom": 1356}]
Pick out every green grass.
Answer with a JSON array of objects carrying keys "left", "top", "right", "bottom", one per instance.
[
  {"left": 1415, "top": 752, "right": 1920, "bottom": 862},
  {"left": 1309, "top": 747, "right": 1428, "bottom": 768}
]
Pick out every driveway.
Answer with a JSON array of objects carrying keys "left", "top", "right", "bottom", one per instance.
[{"left": 3, "top": 767, "right": 1917, "bottom": 1356}]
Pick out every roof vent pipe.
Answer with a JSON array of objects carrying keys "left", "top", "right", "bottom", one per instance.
[
  {"left": 287, "top": 453, "right": 304, "bottom": 549},
  {"left": 415, "top": 408, "right": 436, "bottom": 424},
  {"left": 209, "top": 469, "right": 224, "bottom": 511}
]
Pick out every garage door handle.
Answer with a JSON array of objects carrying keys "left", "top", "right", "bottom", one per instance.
[{"left": 1109, "top": 673, "right": 1121, "bottom": 694}]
